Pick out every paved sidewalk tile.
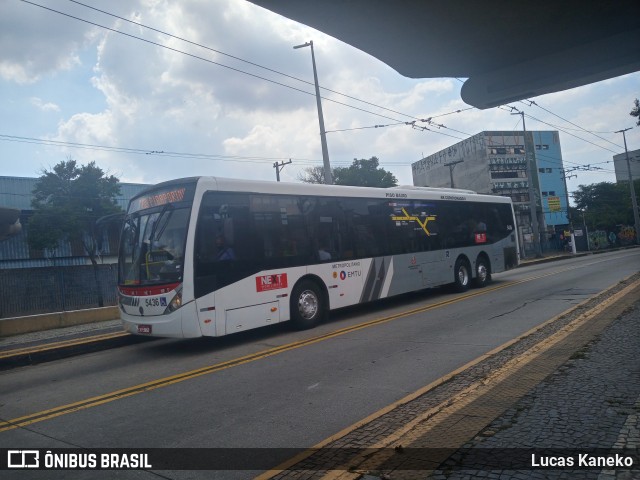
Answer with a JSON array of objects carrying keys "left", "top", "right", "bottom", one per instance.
[{"left": 430, "top": 302, "right": 640, "bottom": 479}]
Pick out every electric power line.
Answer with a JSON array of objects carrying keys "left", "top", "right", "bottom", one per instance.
[
  {"left": 523, "top": 100, "right": 623, "bottom": 149},
  {"left": 0, "top": 134, "right": 419, "bottom": 168}
]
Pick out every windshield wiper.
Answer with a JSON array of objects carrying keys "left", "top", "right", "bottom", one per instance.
[{"left": 148, "top": 203, "right": 174, "bottom": 246}]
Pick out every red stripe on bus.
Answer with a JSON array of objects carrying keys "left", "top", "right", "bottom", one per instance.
[{"left": 118, "top": 283, "right": 180, "bottom": 296}]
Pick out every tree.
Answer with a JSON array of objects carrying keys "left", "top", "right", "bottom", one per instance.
[
  {"left": 298, "top": 157, "right": 398, "bottom": 187},
  {"left": 297, "top": 165, "right": 327, "bottom": 184},
  {"left": 334, "top": 157, "right": 397, "bottom": 187},
  {"left": 631, "top": 98, "right": 640, "bottom": 126},
  {"left": 573, "top": 180, "right": 640, "bottom": 230},
  {"left": 28, "top": 159, "right": 122, "bottom": 306}
]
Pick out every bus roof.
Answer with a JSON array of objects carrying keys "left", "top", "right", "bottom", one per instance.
[{"left": 142, "top": 176, "right": 513, "bottom": 205}]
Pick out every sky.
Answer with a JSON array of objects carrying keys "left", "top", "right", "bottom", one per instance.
[{"left": 1, "top": 0, "right": 639, "bottom": 197}]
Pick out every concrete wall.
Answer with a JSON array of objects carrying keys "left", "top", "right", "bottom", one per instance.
[{"left": 0, "top": 307, "right": 120, "bottom": 337}]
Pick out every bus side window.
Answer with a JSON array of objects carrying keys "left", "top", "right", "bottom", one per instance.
[
  {"left": 195, "top": 210, "right": 218, "bottom": 263},
  {"left": 343, "top": 198, "right": 383, "bottom": 258},
  {"left": 249, "top": 194, "right": 311, "bottom": 267}
]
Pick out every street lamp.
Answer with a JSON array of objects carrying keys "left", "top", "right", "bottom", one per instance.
[{"left": 294, "top": 40, "right": 332, "bottom": 185}]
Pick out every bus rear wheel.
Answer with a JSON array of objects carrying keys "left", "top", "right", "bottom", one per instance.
[
  {"left": 453, "top": 257, "right": 471, "bottom": 292},
  {"left": 474, "top": 256, "right": 491, "bottom": 288},
  {"left": 291, "top": 280, "right": 324, "bottom": 330}
]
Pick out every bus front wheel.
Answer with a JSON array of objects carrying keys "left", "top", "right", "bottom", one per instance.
[
  {"left": 291, "top": 280, "right": 325, "bottom": 330},
  {"left": 453, "top": 257, "right": 471, "bottom": 292}
]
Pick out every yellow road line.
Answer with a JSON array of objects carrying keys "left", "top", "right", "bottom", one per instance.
[{"left": 0, "top": 263, "right": 605, "bottom": 433}]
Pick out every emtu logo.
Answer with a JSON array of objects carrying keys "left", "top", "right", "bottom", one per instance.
[{"left": 8, "top": 450, "right": 39, "bottom": 468}]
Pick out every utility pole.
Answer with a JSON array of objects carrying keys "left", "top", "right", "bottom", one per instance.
[
  {"left": 294, "top": 41, "right": 332, "bottom": 185},
  {"left": 560, "top": 168, "right": 577, "bottom": 254},
  {"left": 512, "top": 110, "right": 542, "bottom": 258},
  {"left": 273, "top": 159, "right": 292, "bottom": 182},
  {"left": 582, "top": 211, "right": 590, "bottom": 251},
  {"left": 444, "top": 160, "right": 463, "bottom": 188},
  {"left": 615, "top": 128, "right": 640, "bottom": 245}
]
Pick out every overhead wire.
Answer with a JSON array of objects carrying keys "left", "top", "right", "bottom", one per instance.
[
  {"left": 503, "top": 104, "right": 622, "bottom": 155},
  {"left": 0, "top": 134, "right": 326, "bottom": 166},
  {"left": 1, "top": 134, "right": 423, "bottom": 168},
  {"left": 522, "top": 100, "right": 623, "bottom": 149}
]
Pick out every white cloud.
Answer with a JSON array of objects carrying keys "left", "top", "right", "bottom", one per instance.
[
  {"left": 30, "top": 97, "right": 60, "bottom": 112},
  {"left": 0, "top": 1, "right": 92, "bottom": 83}
]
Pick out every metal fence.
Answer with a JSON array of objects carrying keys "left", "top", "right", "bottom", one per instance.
[{"left": 0, "top": 264, "right": 119, "bottom": 319}]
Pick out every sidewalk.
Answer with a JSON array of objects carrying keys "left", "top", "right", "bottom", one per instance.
[{"left": 518, "top": 250, "right": 591, "bottom": 266}]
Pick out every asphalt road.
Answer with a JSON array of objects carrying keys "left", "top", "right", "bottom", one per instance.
[{"left": 1, "top": 249, "right": 638, "bottom": 479}]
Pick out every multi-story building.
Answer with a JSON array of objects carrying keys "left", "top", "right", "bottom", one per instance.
[
  {"left": 613, "top": 148, "right": 640, "bottom": 183},
  {"left": 411, "top": 131, "right": 569, "bottom": 255}
]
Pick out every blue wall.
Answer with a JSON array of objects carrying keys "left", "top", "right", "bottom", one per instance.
[{"left": 532, "top": 131, "right": 569, "bottom": 227}]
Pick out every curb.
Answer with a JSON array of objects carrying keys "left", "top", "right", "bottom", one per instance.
[
  {"left": 0, "top": 306, "right": 120, "bottom": 337},
  {"left": 519, "top": 245, "right": 639, "bottom": 267},
  {"left": 0, "top": 332, "right": 153, "bottom": 370}
]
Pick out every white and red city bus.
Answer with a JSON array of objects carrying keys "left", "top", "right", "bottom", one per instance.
[{"left": 117, "top": 177, "right": 519, "bottom": 338}]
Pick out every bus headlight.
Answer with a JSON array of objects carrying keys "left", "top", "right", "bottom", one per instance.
[{"left": 164, "top": 286, "right": 183, "bottom": 314}]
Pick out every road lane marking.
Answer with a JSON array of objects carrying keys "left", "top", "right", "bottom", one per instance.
[{"left": 0, "top": 260, "right": 630, "bottom": 433}]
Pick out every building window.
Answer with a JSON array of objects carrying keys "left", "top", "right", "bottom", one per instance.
[
  {"left": 539, "top": 168, "right": 545, "bottom": 173},
  {"left": 546, "top": 168, "right": 553, "bottom": 173},
  {"left": 491, "top": 171, "right": 520, "bottom": 179},
  {"left": 488, "top": 146, "right": 527, "bottom": 155}
]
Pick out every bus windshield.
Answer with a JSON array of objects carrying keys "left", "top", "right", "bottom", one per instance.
[{"left": 119, "top": 206, "right": 191, "bottom": 286}]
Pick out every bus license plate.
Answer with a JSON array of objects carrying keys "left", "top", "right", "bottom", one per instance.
[{"left": 138, "top": 324, "right": 152, "bottom": 334}]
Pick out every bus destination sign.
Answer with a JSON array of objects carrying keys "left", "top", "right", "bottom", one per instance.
[{"left": 129, "top": 187, "right": 186, "bottom": 213}]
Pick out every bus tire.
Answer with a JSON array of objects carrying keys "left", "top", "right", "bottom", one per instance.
[
  {"left": 473, "top": 256, "right": 491, "bottom": 288},
  {"left": 291, "top": 280, "right": 325, "bottom": 330},
  {"left": 453, "top": 257, "right": 471, "bottom": 292}
]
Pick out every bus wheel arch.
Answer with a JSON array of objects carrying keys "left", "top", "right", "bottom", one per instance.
[
  {"left": 290, "top": 276, "right": 328, "bottom": 330},
  {"left": 453, "top": 255, "right": 472, "bottom": 292},
  {"left": 473, "top": 253, "right": 491, "bottom": 288}
]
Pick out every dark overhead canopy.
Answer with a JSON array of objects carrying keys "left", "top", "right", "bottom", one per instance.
[{"left": 248, "top": 0, "right": 640, "bottom": 109}]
